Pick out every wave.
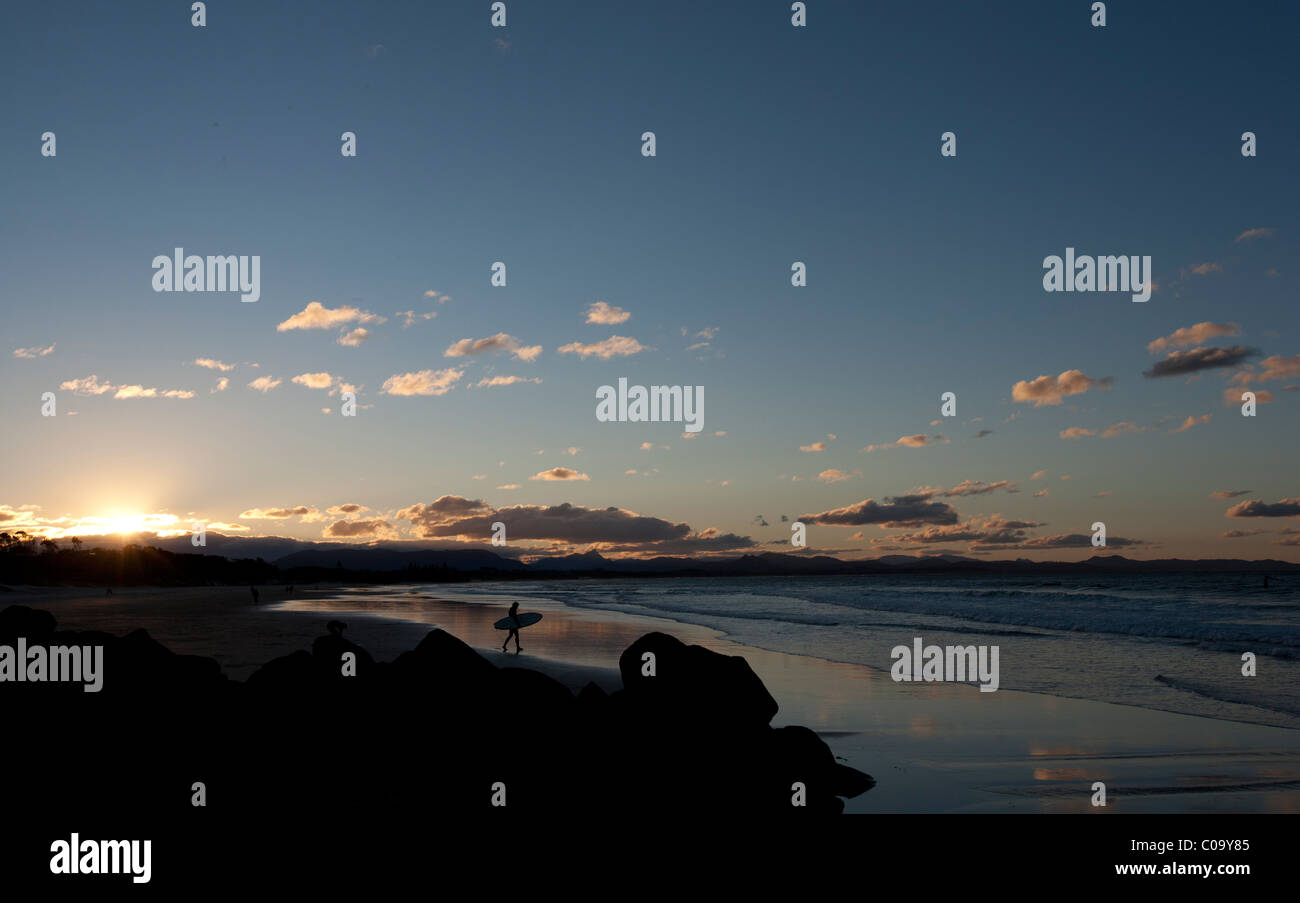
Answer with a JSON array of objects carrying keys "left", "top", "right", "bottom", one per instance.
[{"left": 1154, "top": 674, "right": 1300, "bottom": 719}]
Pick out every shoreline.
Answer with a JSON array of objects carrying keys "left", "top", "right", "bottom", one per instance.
[{"left": 8, "top": 583, "right": 1300, "bottom": 813}]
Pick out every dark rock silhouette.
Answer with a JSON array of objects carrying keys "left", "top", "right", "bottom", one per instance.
[{"left": 1, "top": 604, "right": 874, "bottom": 827}]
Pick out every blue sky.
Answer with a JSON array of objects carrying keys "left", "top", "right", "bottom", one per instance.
[{"left": 2, "top": 1, "right": 1297, "bottom": 559}]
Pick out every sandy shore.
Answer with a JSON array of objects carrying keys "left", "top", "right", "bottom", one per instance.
[{"left": 8, "top": 582, "right": 1300, "bottom": 814}]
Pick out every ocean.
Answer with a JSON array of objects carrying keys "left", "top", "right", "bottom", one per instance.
[{"left": 412, "top": 572, "right": 1300, "bottom": 730}]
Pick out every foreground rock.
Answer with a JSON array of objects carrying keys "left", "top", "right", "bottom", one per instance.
[{"left": 1, "top": 605, "right": 874, "bottom": 820}]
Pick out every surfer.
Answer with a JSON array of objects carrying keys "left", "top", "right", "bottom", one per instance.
[
  {"left": 502, "top": 601, "right": 523, "bottom": 654},
  {"left": 250, "top": 585, "right": 260, "bottom": 605}
]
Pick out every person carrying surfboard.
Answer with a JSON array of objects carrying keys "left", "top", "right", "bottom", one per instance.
[{"left": 502, "top": 601, "right": 523, "bottom": 654}]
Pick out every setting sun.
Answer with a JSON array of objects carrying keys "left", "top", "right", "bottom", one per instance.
[{"left": 104, "top": 513, "right": 151, "bottom": 535}]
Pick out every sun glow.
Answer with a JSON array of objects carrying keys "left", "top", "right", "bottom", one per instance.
[
  {"left": 77, "top": 512, "right": 187, "bottom": 539},
  {"left": 104, "top": 512, "right": 153, "bottom": 535}
]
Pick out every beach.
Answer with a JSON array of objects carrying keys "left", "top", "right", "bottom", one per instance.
[{"left": 8, "top": 580, "right": 1299, "bottom": 815}]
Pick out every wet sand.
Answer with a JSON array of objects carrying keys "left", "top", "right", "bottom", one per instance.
[{"left": 9, "top": 582, "right": 1300, "bottom": 813}]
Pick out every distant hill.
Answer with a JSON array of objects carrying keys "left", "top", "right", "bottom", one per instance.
[
  {"left": 5, "top": 531, "right": 1298, "bottom": 586},
  {"left": 273, "top": 547, "right": 527, "bottom": 572}
]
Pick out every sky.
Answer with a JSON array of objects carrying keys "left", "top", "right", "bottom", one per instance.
[{"left": 1, "top": 0, "right": 1297, "bottom": 561}]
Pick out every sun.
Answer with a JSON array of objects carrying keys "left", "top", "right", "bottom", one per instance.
[{"left": 104, "top": 512, "right": 152, "bottom": 535}]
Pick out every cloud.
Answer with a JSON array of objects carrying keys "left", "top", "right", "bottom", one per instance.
[
  {"left": 212, "top": 377, "right": 229, "bottom": 393},
  {"left": 381, "top": 368, "right": 463, "bottom": 396},
  {"left": 472, "top": 375, "right": 542, "bottom": 388},
  {"left": 863, "top": 434, "right": 945, "bottom": 452},
  {"left": 800, "top": 434, "right": 835, "bottom": 452},
  {"left": 1222, "top": 529, "right": 1269, "bottom": 538},
  {"left": 935, "top": 480, "right": 1019, "bottom": 497},
  {"left": 337, "top": 328, "right": 370, "bottom": 347},
  {"left": 444, "top": 333, "right": 542, "bottom": 363},
  {"left": 277, "top": 301, "right": 385, "bottom": 331},
  {"left": 1059, "top": 427, "right": 1096, "bottom": 439},
  {"left": 1143, "top": 346, "right": 1257, "bottom": 378},
  {"left": 292, "top": 372, "right": 335, "bottom": 390},
  {"left": 816, "top": 469, "right": 860, "bottom": 484},
  {"left": 396, "top": 496, "right": 492, "bottom": 528},
  {"left": 1103, "top": 422, "right": 1143, "bottom": 438},
  {"left": 1012, "top": 370, "right": 1112, "bottom": 406},
  {"left": 1252, "top": 354, "right": 1300, "bottom": 383},
  {"left": 1209, "top": 490, "right": 1251, "bottom": 499},
  {"left": 1034, "top": 489, "right": 1049, "bottom": 498},
  {"left": 1189, "top": 262, "right": 1223, "bottom": 276},
  {"left": 497, "top": 484, "right": 520, "bottom": 490},
  {"left": 60, "top": 375, "right": 114, "bottom": 396},
  {"left": 974, "top": 429, "right": 994, "bottom": 439},
  {"left": 423, "top": 290, "right": 450, "bottom": 303},
  {"left": 1170, "top": 413, "right": 1211, "bottom": 433},
  {"left": 1235, "top": 227, "right": 1275, "bottom": 242},
  {"left": 397, "top": 310, "right": 438, "bottom": 327},
  {"left": 400, "top": 500, "right": 699, "bottom": 547},
  {"left": 883, "top": 516, "right": 1047, "bottom": 548},
  {"left": 530, "top": 467, "right": 590, "bottom": 482},
  {"left": 1147, "top": 322, "right": 1240, "bottom": 354},
  {"left": 1222, "top": 387, "right": 1274, "bottom": 405},
  {"left": 325, "top": 518, "right": 392, "bottom": 537},
  {"left": 1094, "top": 490, "right": 1113, "bottom": 498},
  {"left": 1014, "top": 533, "right": 1145, "bottom": 549},
  {"left": 239, "top": 506, "right": 318, "bottom": 519},
  {"left": 1031, "top": 470, "right": 1048, "bottom": 480},
  {"left": 799, "top": 495, "right": 960, "bottom": 528},
  {"left": 193, "top": 358, "right": 234, "bottom": 371},
  {"left": 13, "top": 343, "right": 55, "bottom": 359},
  {"left": 1226, "top": 498, "right": 1300, "bottom": 518},
  {"left": 585, "top": 302, "right": 631, "bottom": 325},
  {"left": 557, "top": 335, "right": 650, "bottom": 360},
  {"left": 328, "top": 504, "right": 367, "bottom": 515},
  {"left": 112, "top": 386, "right": 195, "bottom": 399},
  {"left": 248, "top": 376, "right": 282, "bottom": 392},
  {"left": 60, "top": 375, "right": 193, "bottom": 399}
]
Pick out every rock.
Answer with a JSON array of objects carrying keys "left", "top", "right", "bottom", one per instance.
[
  {"left": 0, "top": 605, "right": 57, "bottom": 640},
  {"left": 618, "top": 631, "right": 778, "bottom": 729}
]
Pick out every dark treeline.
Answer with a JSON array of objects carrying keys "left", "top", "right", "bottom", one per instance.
[
  {"left": 0, "top": 533, "right": 276, "bottom": 586},
  {"left": 0, "top": 533, "right": 552, "bottom": 587}
]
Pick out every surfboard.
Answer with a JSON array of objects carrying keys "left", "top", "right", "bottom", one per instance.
[{"left": 493, "top": 612, "right": 543, "bottom": 630}]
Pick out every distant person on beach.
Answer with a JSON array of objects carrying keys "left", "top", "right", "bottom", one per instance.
[
  {"left": 250, "top": 585, "right": 259, "bottom": 605},
  {"left": 502, "top": 601, "right": 522, "bottom": 654}
]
